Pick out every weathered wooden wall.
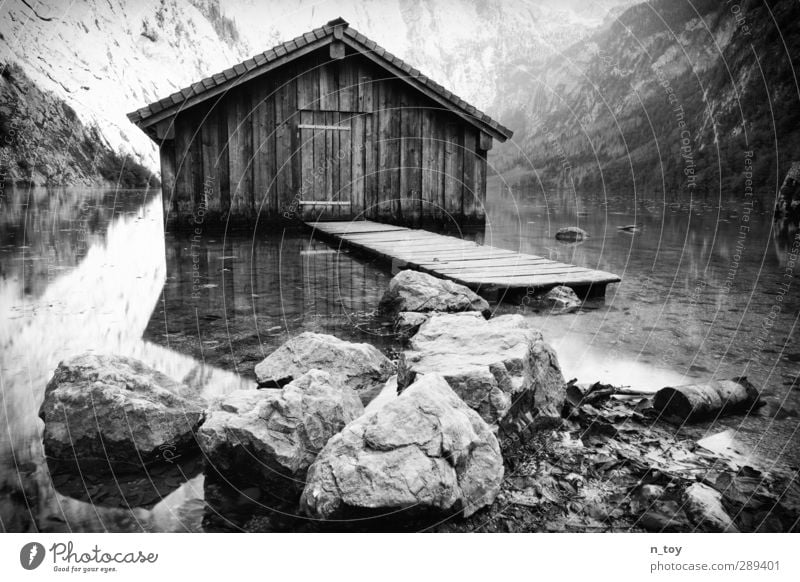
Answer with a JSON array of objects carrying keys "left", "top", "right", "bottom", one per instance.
[{"left": 159, "top": 45, "right": 490, "bottom": 230}]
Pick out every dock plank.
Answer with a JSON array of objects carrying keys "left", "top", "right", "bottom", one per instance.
[{"left": 305, "top": 220, "right": 621, "bottom": 297}]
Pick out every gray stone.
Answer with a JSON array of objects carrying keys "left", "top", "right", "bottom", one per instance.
[
  {"left": 379, "top": 270, "right": 491, "bottom": 317},
  {"left": 399, "top": 312, "right": 565, "bottom": 435},
  {"left": 300, "top": 374, "right": 503, "bottom": 520},
  {"left": 394, "top": 311, "right": 430, "bottom": 341},
  {"left": 684, "top": 483, "right": 738, "bottom": 532},
  {"left": 254, "top": 332, "right": 394, "bottom": 406},
  {"left": 39, "top": 353, "right": 206, "bottom": 473},
  {"left": 198, "top": 370, "right": 363, "bottom": 493},
  {"left": 555, "top": 226, "right": 589, "bottom": 242},
  {"left": 541, "top": 285, "right": 581, "bottom": 313}
]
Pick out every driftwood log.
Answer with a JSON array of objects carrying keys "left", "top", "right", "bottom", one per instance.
[
  {"left": 653, "top": 377, "right": 761, "bottom": 422},
  {"left": 565, "top": 381, "right": 651, "bottom": 406}
]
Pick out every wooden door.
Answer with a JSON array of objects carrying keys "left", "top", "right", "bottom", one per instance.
[{"left": 298, "top": 111, "right": 354, "bottom": 221}]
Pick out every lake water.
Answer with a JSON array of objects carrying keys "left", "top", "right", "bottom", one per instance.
[{"left": 1, "top": 177, "right": 797, "bottom": 532}]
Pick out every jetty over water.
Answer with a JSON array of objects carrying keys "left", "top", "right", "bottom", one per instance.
[{"left": 306, "top": 220, "right": 621, "bottom": 299}]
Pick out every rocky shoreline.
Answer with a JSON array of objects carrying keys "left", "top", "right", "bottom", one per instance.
[{"left": 38, "top": 271, "right": 800, "bottom": 532}]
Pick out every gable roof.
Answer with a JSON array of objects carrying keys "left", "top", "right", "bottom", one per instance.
[{"left": 127, "top": 17, "right": 512, "bottom": 142}]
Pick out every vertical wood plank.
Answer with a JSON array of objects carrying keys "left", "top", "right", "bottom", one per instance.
[
  {"left": 326, "top": 111, "right": 335, "bottom": 208},
  {"left": 443, "top": 119, "right": 463, "bottom": 222},
  {"left": 173, "top": 112, "right": 193, "bottom": 218},
  {"left": 474, "top": 147, "right": 487, "bottom": 223},
  {"left": 299, "top": 110, "right": 314, "bottom": 219},
  {"left": 264, "top": 77, "right": 277, "bottom": 215},
  {"left": 288, "top": 69, "right": 299, "bottom": 213},
  {"left": 358, "top": 66, "right": 372, "bottom": 113},
  {"left": 386, "top": 82, "right": 401, "bottom": 222},
  {"left": 312, "top": 110, "right": 326, "bottom": 208},
  {"left": 376, "top": 81, "right": 390, "bottom": 221},
  {"left": 462, "top": 127, "right": 477, "bottom": 223},
  {"left": 338, "top": 59, "right": 354, "bottom": 112},
  {"left": 400, "top": 95, "right": 422, "bottom": 225},
  {"left": 362, "top": 69, "right": 376, "bottom": 218},
  {"left": 434, "top": 115, "right": 446, "bottom": 223},
  {"left": 200, "top": 107, "right": 222, "bottom": 214},
  {"left": 252, "top": 76, "right": 274, "bottom": 216},
  {"left": 319, "top": 61, "right": 337, "bottom": 110},
  {"left": 351, "top": 113, "right": 365, "bottom": 218},
  {"left": 421, "top": 108, "right": 434, "bottom": 222},
  {"left": 227, "top": 90, "right": 253, "bottom": 219},
  {"left": 275, "top": 67, "right": 295, "bottom": 214},
  {"left": 159, "top": 140, "right": 177, "bottom": 217},
  {"left": 188, "top": 108, "right": 205, "bottom": 212},
  {"left": 216, "top": 104, "right": 230, "bottom": 216},
  {"left": 339, "top": 113, "right": 352, "bottom": 218}
]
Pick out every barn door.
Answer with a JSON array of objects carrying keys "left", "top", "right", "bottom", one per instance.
[{"left": 298, "top": 111, "right": 353, "bottom": 221}]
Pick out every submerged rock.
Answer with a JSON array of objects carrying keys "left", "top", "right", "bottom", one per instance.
[
  {"left": 399, "top": 312, "right": 565, "bottom": 435},
  {"left": 39, "top": 353, "right": 206, "bottom": 473},
  {"left": 555, "top": 226, "right": 588, "bottom": 242},
  {"left": 198, "top": 370, "right": 363, "bottom": 495},
  {"left": 300, "top": 374, "right": 503, "bottom": 520},
  {"left": 379, "top": 269, "right": 491, "bottom": 317},
  {"left": 254, "top": 332, "right": 394, "bottom": 405},
  {"left": 541, "top": 285, "right": 581, "bottom": 313}
]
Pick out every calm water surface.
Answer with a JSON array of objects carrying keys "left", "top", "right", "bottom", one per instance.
[{"left": 0, "top": 176, "right": 797, "bottom": 531}]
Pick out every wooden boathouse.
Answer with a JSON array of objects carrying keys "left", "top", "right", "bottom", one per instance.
[{"left": 128, "top": 17, "right": 513, "bottom": 229}]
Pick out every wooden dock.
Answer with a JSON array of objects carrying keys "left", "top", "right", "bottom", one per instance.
[{"left": 306, "top": 220, "right": 621, "bottom": 299}]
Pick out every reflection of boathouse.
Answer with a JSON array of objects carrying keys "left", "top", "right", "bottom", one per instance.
[{"left": 128, "top": 18, "right": 512, "bottom": 229}]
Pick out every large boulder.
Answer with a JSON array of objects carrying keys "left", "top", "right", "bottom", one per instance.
[
  {"left": 198, "top": 370, "right": 363, "bottom": 495},
  {"left": 300, "top": 374, "right": 503, "bottom": 521},
  {"left": 254, "top": 332, "right": 394, "bottom": 405},
  {"left": 399, "top": 312, "right": 565, "bottom": 435},
  {"left": 39, "top": 353, "right": 206, "bottom": 473},
  {"left": 379, "top": 270, "right": 491, "bottom": 317}
]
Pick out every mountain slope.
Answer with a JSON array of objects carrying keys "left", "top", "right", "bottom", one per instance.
[
  {"left": 0, "top": 0, "right": 629, "bottom": 186},
  {"left": 0, "top": 0, "right": 251, "bottom": 185},
  {"left": 493, "top": 0, "right": 800, "bottom": 196}
]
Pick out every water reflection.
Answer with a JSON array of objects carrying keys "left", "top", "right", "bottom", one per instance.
[
  {"left": 1, "top": 177, "right": 798, "bottom": 532},
  {"left": 143, "top": 229, "right": 395, "bottom": 376},
  {"left": 0, "top": 187, "right": 248, "bottom": 532},
  {"left": 487, "top": 177, "right": 800, "bottom": 465}
]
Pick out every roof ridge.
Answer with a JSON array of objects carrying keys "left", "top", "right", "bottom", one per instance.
[{"left": 127, "top": 18, "right": 512, "bottom": 141}]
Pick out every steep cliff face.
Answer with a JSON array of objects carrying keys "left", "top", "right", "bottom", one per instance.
[
  {"left": 0, "top": 62, "right": 154, "bottom": 186},
  {"left": 493, "top": 0, "right": 800, "bottom": 196},
  {"left": 0, "top": 0, "right": 250, "bottom": 185}
]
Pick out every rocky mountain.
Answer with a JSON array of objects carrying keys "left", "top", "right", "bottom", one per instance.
[
  {"left": 493, "top": 0, "right": 800, "bottom": 197},
  {"left": 0, "top": 0, "right": 251, "bottom": 186},
  {"left": 0, "top": 0, "right": 628, "bottom": 187}
]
